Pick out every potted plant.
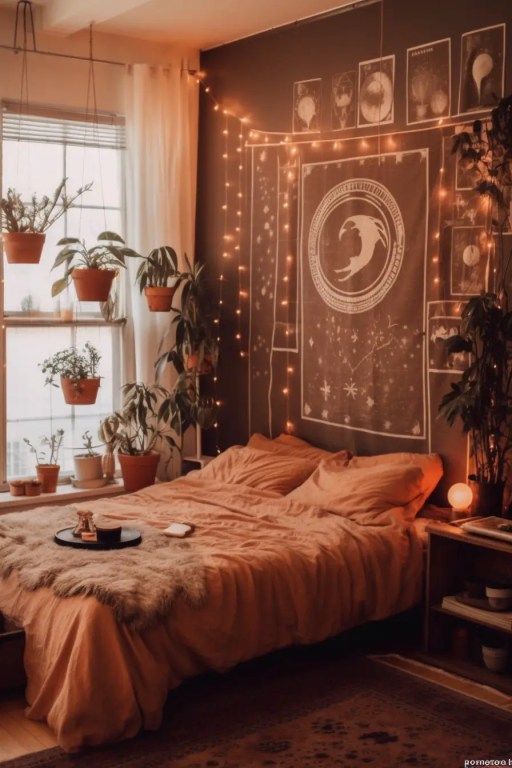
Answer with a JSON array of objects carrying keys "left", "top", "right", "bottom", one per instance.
[
  {"left": 99, "top": 382, "right": 178, "bottom": 493},
  {"left": 158, "top": 371, "right": 218, "bottom": 458},
  {"left": 156, "top": 255, "right": 219, "bottom": 378},
  {"left": 23, "top": 429, "right": 64, "bottom": 493},
  {"left": 441, "top": 97, "right": 512, "bottom": 517},
  {"left": 135, "top": 246, "right": 182, "bottom": 312},
  {"left": 40, "top": 343, "right": 101, "bottom": 405},
  {"left": 1, "top": 179, "right": 91, "bottom": 264},
  {"left": 73, "top": 430, "right": 103, "bottom": 482},
  {"left": 51, "top": 231, "right": 138, "bottom": 303}
]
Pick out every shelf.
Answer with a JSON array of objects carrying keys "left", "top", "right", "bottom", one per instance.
[
  {"left": 0, "top": 479, "right": 125, "bottom": 514},
  {"left": 413, "top": 651, "right": 512, "bottom": 696},
  {"left": 432, "top": 604, "right": 512, "bottom": 635}
]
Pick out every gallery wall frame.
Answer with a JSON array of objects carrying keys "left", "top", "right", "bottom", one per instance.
[{"left": 406, "top": 38, "right": 451, "bottom": 126}]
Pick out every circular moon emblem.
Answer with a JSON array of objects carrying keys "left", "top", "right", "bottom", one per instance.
[
  {"left": 462, "top": 244, "right": 481, "bottom": 267},
  {"left": 308, "top": 178, "right": 405, "bottom": 314}
]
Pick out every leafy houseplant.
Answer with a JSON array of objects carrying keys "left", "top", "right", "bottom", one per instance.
[
  {"left": 441, "top": 97, "right": 512, "bottom": 516},
  {"left": 1, "top": 179, "right": 92, "bottom": 265},
  {"left": 439, "top": 295, "right": 512, "bottom": 515},
  {"left": 157, "top": 372, "right": 218, "bottom": 454},
  {"left": 156, "top": 255, "right": 219, "bottom": 378},
  {"left": 73, "top": 430, "right": 103, "bottom": 483},
  {"left": 135, "top": 246, "right": 182, "bottom": 312},
  {"left": 99, "top": 382, "right": 178, "bottom": 493},
  {"left": 51, "top": 231, "right": 138, "bottom": 303},
  {"left": 40, "top": 343, "right": 101, "bottom": 405},
  {"left": 23, "top": 429, "right": 65, "bottom": 493}
]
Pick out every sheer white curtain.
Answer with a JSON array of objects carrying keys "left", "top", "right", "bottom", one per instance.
[{"left": 124, "top": 62, "right": 199, "bottom": 388}]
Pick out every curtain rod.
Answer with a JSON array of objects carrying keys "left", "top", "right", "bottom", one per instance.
[{"left": 0, "top": 43, "right": 126, "bottom": 67}]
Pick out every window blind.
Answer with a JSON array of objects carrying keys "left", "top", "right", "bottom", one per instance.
[{"left": 2, "top": 101, "right": 125, "bottom": 150}]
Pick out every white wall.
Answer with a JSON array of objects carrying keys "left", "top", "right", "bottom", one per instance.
[{"left": 0, "top": 6, "right": 199, "bottom": 115}]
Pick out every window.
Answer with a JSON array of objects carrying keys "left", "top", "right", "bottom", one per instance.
[{"left": 1, "top": 102, "right": 127, "bottom": 482}]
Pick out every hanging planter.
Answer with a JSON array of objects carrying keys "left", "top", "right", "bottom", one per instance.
[
  {"left": 40, "top": 343, "right": 102, "bottom": 405},
  {"left": 61, "top": 375, "right": 100, "bottom": 405},
  {"left": 1, "top": 180, "right": 91, "bottom": 265},
  {"left": 72, "top": 267, "right": 117, "bottom": 302},
  {"left": 144, "top": 285, "right": 177, "bottom": 312},
  {"left": 2, "top": 232, "right": 45, "bottom": 264},
  {"left": 51, "top": 232, "right": 139, "bottom": 303},
  {"left": 135, "top": 246, "right": 182, "bottom": 312}
]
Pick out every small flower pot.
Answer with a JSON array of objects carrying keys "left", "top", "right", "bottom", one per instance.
[
  {"left": 36, "top": 464, "right": 60, "bottom": 493},
  {"left": 73, "top": 454, "right": 103, "bottom": 482},
  {"left": 9, "top": 480, "right": 25, "bottom": 496},
  {"left": 486, "top": 585, "right": 512, "bottom": 611},
  {"left": 469, "top": 479, "right": 504, "bottom": 517},
  {"left": 71, "top": 268, "right": 116, "bottom": 302},
  {"left": 118, "top": 451, "right": 159, "bottom": 493},
  {"left": 2, "top": 232, "right": 45, "bottom": 264},
  {"left": 24, "top": 480, "right": 42, "bottom": 497},
  {"left": 60, "top": 376, "right": 100, "bottom": 405},
  {"left": 482, "top": 644, "right": 509, "bottom": 673},
  {"left": 144, "top": 286, "right": 177, "bottom": 312}
]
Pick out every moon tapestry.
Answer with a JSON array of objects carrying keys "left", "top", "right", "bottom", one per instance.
[
  {"left": 407, "top": 39, "right": 451, "bottom": 124},
  {"left": 300, "top": 149, "right": 428, "bottom": 440},
  {"left": 459, "top": 23, "right": 505, "bottom": 114}
]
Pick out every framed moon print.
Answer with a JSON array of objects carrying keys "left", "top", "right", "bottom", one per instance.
[
  {"left": 407, "top": 39, "right": 451, "bottom": 125},
  {"left": 358, "top": 55, "right": 395, "bottom": 127},
  {"left": 458, "top": 24, "right": 505, "bottom": 115},
  {"left": 450, "top": 226, "right": 492, "bottom": 296},
  {"left": 331, "top": 71, "right": 357, "bottom": 130},
  {"left": 293, "top": 79, "right": 322, "bottom": 133}
]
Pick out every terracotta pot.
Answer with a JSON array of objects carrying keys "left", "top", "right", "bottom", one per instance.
[
  {"left": 24, "top": 480, "right": 42, "bottom": 497},
  {"left": 469, "top": 479, "right": 504, "bottom": 517},
  {"left": 186, "top": 353, "right": 213, "bottom": 375},
  {"left": 118, "top": 451, "right": 159, "bottom": 493},
  {"left": 60, "top": 376, "right": 100, "bottom": 405},
  {"left": 36, "top": 464, "right": 60, "bottom": 493},
  {"left": 2, "top": 232, "right": 45, "bottom": 264},
  {"left": 9, "top": 480, "right": 25, "bottom": 496},
  {"left": 72, "top": 268, "right": 116, "bottom": 302},
  {"left": 144, "top": 286, "right": 177, "bottom": 312},
  {"left": 73, "top": 454, "right": 103, "bottom": 482}
]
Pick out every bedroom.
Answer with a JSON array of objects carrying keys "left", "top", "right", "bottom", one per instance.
[{"left": 0, "top": 0, "right": 511, "bottom": 765}]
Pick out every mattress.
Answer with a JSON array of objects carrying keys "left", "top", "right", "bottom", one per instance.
[{"left": 0, "top": 475, "right": 425, "bottom": 750}]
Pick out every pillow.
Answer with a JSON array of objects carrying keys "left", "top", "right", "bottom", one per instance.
[
  {"left": 348, "top": 452, "right": 443, "bottom": 515},
  {"left": 248, "top": 433, "right": 351, "bottom": 465},
  {"left": 194, "top": 445, "right": 318, "bottom": 495},
  {"left": 287, "top": 458, "right": 426, "bottom": 522}
]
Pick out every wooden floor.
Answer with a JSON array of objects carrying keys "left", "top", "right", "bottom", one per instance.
[{"left": 0, "top": 693, "right": 56, "bottom": 762}]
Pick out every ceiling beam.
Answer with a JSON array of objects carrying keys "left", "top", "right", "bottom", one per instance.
[{"left": 41, "top": 0, "right": 150, "bottom": 34}]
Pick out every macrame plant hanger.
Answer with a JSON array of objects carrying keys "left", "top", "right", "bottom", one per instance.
[{"left": 13, "top": 1, "right": 37, "bottom": 178}]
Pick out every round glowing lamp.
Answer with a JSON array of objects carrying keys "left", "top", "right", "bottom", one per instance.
[{"left": 447, "top": 483, "right": 473, "bottom": 513}]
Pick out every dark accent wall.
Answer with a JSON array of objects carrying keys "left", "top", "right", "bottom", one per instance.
[{"left": 197, "top": 0, "right": 512, "bottom": 501}]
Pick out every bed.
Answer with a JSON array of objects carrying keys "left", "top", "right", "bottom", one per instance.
[{"left": 0, "top": 437, "right": 441, "bottom": 751}]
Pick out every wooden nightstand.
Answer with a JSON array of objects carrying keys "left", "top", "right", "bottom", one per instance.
[{"left": 419, "top": 521, "right": 512, "bottom": 694}]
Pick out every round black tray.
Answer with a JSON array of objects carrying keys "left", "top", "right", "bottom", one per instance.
[{"left": 54, "top": 526, "right": 142, "bottom": 550}]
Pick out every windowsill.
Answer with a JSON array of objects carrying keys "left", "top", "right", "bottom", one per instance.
[
  {"left": 0, "top": 479, "right": 125, "bottom": 514},
  {"left": 4, "top": 315, "right": 127, "bottom": 327}
]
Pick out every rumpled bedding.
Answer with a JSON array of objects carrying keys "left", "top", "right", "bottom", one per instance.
[{"left": 0, "top": 475, "right": 425, "bottom": 751}]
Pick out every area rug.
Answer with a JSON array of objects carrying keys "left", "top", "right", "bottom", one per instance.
[{"left": 1, "top": 642, "right": 511, "bottom": 768}]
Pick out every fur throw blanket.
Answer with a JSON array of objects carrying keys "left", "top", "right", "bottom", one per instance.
[{"left": 0, "top": 506, "right": 206, "bottom": 629}]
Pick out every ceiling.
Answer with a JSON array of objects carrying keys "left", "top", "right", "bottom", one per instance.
[{"left": 0, "top": 0, "right": 361, "bottom": 49}]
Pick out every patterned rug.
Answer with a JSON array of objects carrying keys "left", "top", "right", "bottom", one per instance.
[{"left": 2, "top": 640, "right": 511, "bottom": 768}]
